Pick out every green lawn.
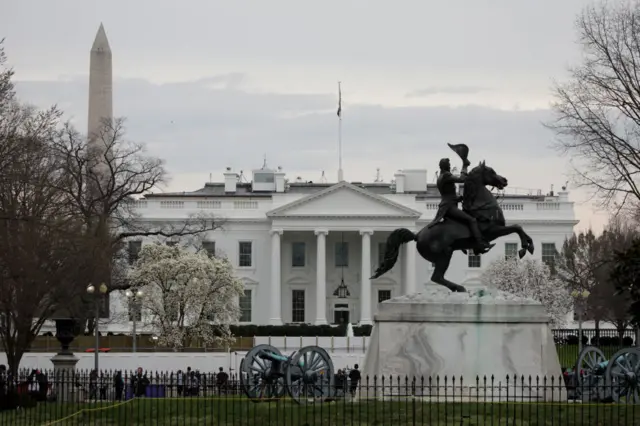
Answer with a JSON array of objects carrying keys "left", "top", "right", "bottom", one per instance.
[
  {"left": 3, "top": 397, "right": 640, "bottom": 426},
  {"left": 556, "top": 345, "right": 626, "bottom": 369}
]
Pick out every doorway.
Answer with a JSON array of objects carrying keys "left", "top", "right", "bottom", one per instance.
[{"left": 333, "top": 303, "right": 350, "bottom": 325}]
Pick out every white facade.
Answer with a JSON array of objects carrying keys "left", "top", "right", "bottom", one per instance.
[{"left": 76, "top": 167, "right": 578, "bottom": 333}]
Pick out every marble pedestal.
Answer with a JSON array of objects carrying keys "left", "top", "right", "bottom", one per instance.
[
  {"left": 50, "top": 353, "right": 79, "bottom": 402},
  {"left": 362, "top": 287, "right": 566, "bottom": 401}
]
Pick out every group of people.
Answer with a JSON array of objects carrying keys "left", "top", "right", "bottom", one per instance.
[
  {"left": 87, "top": 369, "right": 127, "bottom": 400},
  {"left": 335, "top": 364, "right": 361, "bottom": 398},
  {"left": 0, "top": 365, "right": 49, "bottom": 409},
  {"left": 175, "top": 366, "right": 230, "bottom": 397}
]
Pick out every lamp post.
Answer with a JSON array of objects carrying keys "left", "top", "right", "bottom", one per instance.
[
  {"left": 125, "top": 289, "right": 144, "bottom": 352},
  {"left": 571, "top": 289, "right": 591, "bottom": 354},
  {"left": 86, "top": 282, "right": 108, "bottom": 371}
]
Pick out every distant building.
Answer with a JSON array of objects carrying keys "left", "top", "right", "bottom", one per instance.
[{"left": 95, "top": 166, "right": 577, "bottom": 331}]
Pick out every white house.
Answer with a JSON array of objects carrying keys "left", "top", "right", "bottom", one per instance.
[{"left": 80, "top": 165, "right": 577, "bottom": 334}]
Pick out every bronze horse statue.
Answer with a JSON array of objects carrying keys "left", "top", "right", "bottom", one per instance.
[{"left": 371, "top": 160, "right": 535, "bottom": 292}]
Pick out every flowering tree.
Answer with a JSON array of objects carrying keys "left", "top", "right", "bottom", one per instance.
[
  {"left": 481, "top": 258, "right": 572, "bottom": 327},
  {"left": 128, "top": 243, "right": 244, "bottom": 349}
]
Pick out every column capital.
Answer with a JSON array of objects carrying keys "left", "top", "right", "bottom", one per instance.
[
  {"left": 314, "top": 229, "right": 329, "bottom": 236},
  {"left": 270, "top": 228, "right": 284, "bottom": 236},
  {"left": 359, "top": 229, "right": 374, "bottom": 236}
]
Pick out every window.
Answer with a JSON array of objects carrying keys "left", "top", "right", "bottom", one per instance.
[
  {"left": 128, "top": 241, "right": 141, "bottom": 265},
  {"left": 378, "top": 243, "right": 386, "bottom": 266},
  {"left": 335, "top": 242, "right": 349, "bottom": 267},
  {"left": 239, "top": 290, "right": 252, "bottom": 322},
  {"left": 378, "top": 290, "right": 392, "bottom": 303},
  {"left": 292, "top": 242, "right": 306, "bottom": 267},
  {"left": 128, "top": 300, "right": 142, "bottom": 322},
  {"left": 239, "top": 241, "right": 252, "bottom": 267},
  {"left": 254, "top": 172, "right": 275, "bottom": 183},
  {"left": 505, "top": 243, "right": 518, "bottom": 260},
  {"left": 202, "top": 241, "right": 216, "bottom": 258},
  {"left": 468, "top": 252, "right": 481, "bottom": 268},
  {"left": 292, "top": 290, "right": 305, "bottom": 323},
  {"left": 542, "top": 243, "right": 558, "bottom": 268}
]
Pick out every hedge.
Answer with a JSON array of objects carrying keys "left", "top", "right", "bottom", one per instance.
[{"left": 228, "top": 324, "right": 373, "bottom": 337}]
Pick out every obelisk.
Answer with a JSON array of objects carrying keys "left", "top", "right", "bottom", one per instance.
[{"left": 87, "top": 23, "right": 113, "bottom": 150}]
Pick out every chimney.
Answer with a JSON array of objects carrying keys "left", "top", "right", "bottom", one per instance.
[
  {"left": 558, "top": 190, "right": 569, "bottom": 202},
  {"left": 275, "top": 166, "right": 285, "bottom": 193},
  {"left": 224, "top": 167, "right": 238, "bottom": 193},
  {"left": 394, "top": 171, "right": 405, "bottom": 193}
]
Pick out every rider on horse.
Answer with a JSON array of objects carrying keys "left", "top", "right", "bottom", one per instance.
[{"left": 427, "top": 157, "right": 494, "bottom": 253}]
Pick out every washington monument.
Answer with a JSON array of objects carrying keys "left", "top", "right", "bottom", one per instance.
[{"left": 87, "top": 23, "right": 113, "bottom": 152}]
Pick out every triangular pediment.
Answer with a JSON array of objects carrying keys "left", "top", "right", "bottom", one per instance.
[{"left": 267, "top": 182, "right": 421, "bottom": 218}]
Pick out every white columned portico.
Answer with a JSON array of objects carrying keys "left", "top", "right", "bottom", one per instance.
[
  {"left": 269, "top": 229, "right": 283, "bottom": 325},
  {"left": 314, "top": 229, "right": 328, "bottom": 325},
  {"left": 403, "top": 240, "right": 417, "bottom": 295},
  {"left": 359, "top": 229, "right": 373, "bottom": 325}
]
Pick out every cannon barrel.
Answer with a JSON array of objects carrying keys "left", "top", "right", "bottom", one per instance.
[{"left": 257, "top": 349, "right": 289, "bottom": 363}]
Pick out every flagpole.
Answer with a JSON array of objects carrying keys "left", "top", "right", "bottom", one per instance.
[{"left": 337, "top": 81, "right": 344, "bottom": 182}]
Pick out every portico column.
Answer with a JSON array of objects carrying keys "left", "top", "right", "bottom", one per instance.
[
  {"left": 269, "top": 229, "right": 283, "bottom": 325},
  {"left": 403, "top": 240, "right": 417, "bottom": 295},
  {"left": 314, "top": 229, "right": 328, "bottom": 325},
  {"left": 359, "top": 230, "right": 373, "bottom": 325}
]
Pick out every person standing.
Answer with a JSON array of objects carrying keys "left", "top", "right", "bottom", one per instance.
[{"left": 348, "top": 364, "right": 361, "bottom": 399}]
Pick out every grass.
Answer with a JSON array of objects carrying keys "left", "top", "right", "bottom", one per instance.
[
  {"left": 556, "top": 345, "right": 625, "bottom": 369},
  {"left": 2, "top": 397, "right": 640, "bottom": 426}
]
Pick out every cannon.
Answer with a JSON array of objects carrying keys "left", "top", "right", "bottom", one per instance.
[
  {"left": 239, "top": 344, "right": 337, "bottom": 404},
  {"left": 566, "top": 345, "right": 640, "bottom": 403}
]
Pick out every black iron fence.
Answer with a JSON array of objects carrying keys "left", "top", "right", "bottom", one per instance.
[{"left": 0, "top": 369, "right": 639, "bottom": 425}]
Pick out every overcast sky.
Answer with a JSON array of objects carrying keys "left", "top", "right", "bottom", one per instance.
[{"left": 1, "top": 0, "right": 608, "bottom": 232}]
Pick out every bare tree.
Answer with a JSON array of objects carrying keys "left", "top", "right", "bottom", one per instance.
[
  {"left": 48, "top": 118, "right": 221, "bottom": 334},
  {"left": 0, "top": 128, "right": 90, "bottom": 374},
  {"left": 0, "top": 41, "right": 90, "bottom": 372},
  {"left": 51, "top": 117, "right": 220, "bottom": 283},
  {"left": 547, "top": 2, "right": 640, "bottom": 210},
  {"left": 0, "top": 38, "right": 15, "bottom": 113}
]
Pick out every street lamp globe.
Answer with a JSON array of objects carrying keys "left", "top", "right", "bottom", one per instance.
[
  {"left": 136, "top": 289, "right": 144, "bottom": 297},
  {"left": 99, "top": 283, "right": 108, "bottom": 294},
  {"left": 86, "top": 284, "right": 95, "bottom": 294}
]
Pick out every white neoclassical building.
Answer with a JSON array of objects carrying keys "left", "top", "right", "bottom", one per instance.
[{"left": 95, "top": 166, "right": 578, "bottom": 331}]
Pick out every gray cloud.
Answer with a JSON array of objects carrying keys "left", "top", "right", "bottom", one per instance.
[
  {"left": 13, "top": 76, "right": 560, "bottom": 193},
  {"left": 406, "top": 86, "right": 490, "bottom": 98}
]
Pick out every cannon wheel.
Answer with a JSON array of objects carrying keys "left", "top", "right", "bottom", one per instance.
[
  {"left": 285, "top": 345, "right": 335, "bottom": 405},
  {"left": 573, "top": 346, "right": 607, "bottom": 401},
  {"left": 605, "top": 347, "right": 640, "bottom": 404},
  {"left": 239, "top": 344, "right": 286, "bottom": 402}
]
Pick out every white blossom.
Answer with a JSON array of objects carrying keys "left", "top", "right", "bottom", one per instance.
[
  {"left": 127, "top": 243, "right": 244, "bottom": 349},
  {"left": 481, "top": 257, "right": 572, "bottom": 327}
]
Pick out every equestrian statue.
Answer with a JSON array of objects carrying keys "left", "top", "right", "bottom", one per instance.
[{"left": 371, "top": 143, "right": 535, "bottom": 293}]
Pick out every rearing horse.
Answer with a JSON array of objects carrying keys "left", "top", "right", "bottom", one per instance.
[{"left": 371, "top": 161, "right": 535, "bottom": 292}]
